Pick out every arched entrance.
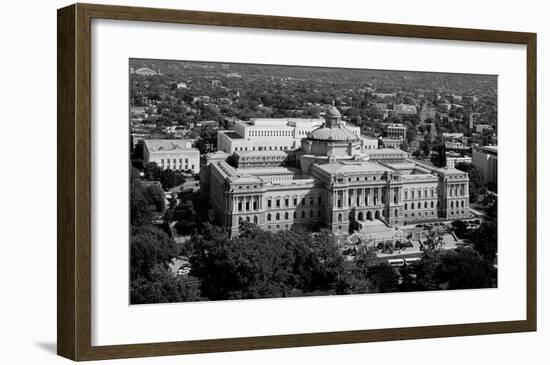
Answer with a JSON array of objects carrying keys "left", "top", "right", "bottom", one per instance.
[
  {"left": 375, "top": 211, "right": 381, "bottom": 220},
  {"left": 358, "top": 211, "right": 364, "bottom": 221},
  {"left": 366, "top": 211, "right": 373, "bottom": 221}
]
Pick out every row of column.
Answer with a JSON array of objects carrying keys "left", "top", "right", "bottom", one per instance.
[
  {"left": 332, "top": 186, "right": 402, "bottom": 208},
  {"left": 233, "top": 194, "right": 262, "bottom": 212},
  {"left": 447, "top": 183, "right": 468, "bottom": 198}
]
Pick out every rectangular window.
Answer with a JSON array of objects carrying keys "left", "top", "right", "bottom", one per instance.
[
  {"left": 245, "top": 202, "right": 250, "bottom": 211},
  {"left": 238, "top": 202, "right": 242, "bottom": 211},
  {"left": 293, "top": 198, "right": 298, "bottom": 206},
  {"left": 267, "top": 200, "right": 272, "bottom": 208},
  {"left": 276, "top": 199, "right": 280, "bottom": 207},
  {"left": 285, "top": 199, "right": 289, "bottom": 207}
]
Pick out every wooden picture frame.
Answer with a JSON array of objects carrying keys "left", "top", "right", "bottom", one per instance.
[{"left": 57, "top": 3, "right": 537, "bottom": 361}]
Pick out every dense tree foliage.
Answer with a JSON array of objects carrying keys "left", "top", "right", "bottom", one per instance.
[
  {"left": 189, "top": 223, "right": 344, "bottom": 300},
  {"left": 468, "top": 221, "right": 498, "bottom": 262},
  {"left": 130, "top": 178, "right": 166, "bottom": 225},
  {"left": 130, "top": 225, "right": 178, "bottom": 281},
  {"left": 366, "top": 263, "right": 399, "bottom": 293},
  {"left": 144, "top": 162, "right": 162, "bottom": 181},
  {"left": 131, "top": 266, "right": 201, "bottom": 304},
  {"left": 436, "top": 247, "right": 493, "bottom": 289},
  {"left": 130, "top": 180, "right": 151, "bottom": 226}
]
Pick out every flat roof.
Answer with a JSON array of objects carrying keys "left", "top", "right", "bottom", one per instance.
[
  {"left": 234, "top": 150, "right": 291, "bottom": 157},
  {"left": 222, "top": 131, "right": 243, "bottom": 139},
  {"left": 237, "top": 167, "right": 300, "bottom": 175},
  {"left": 316, "top": 161, "right": 392, "bottom": 175},
  {"left": 479, "top": 145, "right": 498, "bottom": 153},
  {"left": 141, "top": 139, "right": 197, "bottom": 153},
  {"left": 384, "top": 162, "right": 416, "bottom": 170}
]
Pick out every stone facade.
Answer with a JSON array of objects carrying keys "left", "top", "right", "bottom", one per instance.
[{"left": 204, "top": 107, "right": 470, "bottom": 236}]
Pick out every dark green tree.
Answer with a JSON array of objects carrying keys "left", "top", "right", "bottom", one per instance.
[
  {"left": 131, "top": 266, "right": 201, "bottom": 304},
  {"left": 366, "top": 263, "right": 399, "bottom": 293},
  {"left": 436, "top": 247, "right": 493, "bottom": 289},
  {"left": 144, "top": 162, "right": 162, "bottom": 181},
  {"left": 130, "top": 225, "right": 178, "bottom": 281},
  {"left": 160, "top": 169, "right": 177, "bottom": 190},
  {"left": 415, "top": 249, "right": 441, "bottom": 290},
  {"left": 130, "top": 180, "right": 150, "bottom": 226},
  {"left": 399, "top": 263, "right": 417, "bottom": 292},
  {"left": 451, "top": 220, "right": 468, "bottom": 238},
  {"left": 467, "top": 221, "right": 497, "bottom": 262},
  {"left": 145, "top": 185, "right": 166, "bottom": 211}
]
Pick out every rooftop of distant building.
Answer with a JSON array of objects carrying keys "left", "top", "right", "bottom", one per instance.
[{"left": 141, "top": 139, "right": 196, "bottom": 153}]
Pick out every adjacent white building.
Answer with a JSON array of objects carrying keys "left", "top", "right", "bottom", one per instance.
[
  {"left": 472, "top": 146, "right": 498, "bottom": 185},
  {"left": 217, "top": 117, "right": 363, "bottom": 154},
  {"left": 139, "top": 139, "right": 200, "bottom": 174}
]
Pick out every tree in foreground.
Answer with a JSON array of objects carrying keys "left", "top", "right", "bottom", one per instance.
[
  {"left": 131, "top": 265, "right": 201, "bottom": 304},
  {"left": 467, "top": 221, "right": 498, "bottom": 262},
  {"left": 189, "top": 223, "right": 344, "bottom": 300},
  {"left": 130, "top": 225, "right": 178, "bottom": 281},
  {"left": 366, "top": 263, "right": 399, "bottom": 293},
  {"left": 436, "top": 247, "right": 493, "bottom": 289}
]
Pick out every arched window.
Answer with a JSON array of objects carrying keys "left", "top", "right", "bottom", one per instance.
[
  {"left": 394, "top": 209, "right": 398, "bottom": 217},
  {"left": 411, "top": 203, "right": 414, "bottom": 209},
  {"left": 267, "top": 213, "right": 272, "bottom": 221},
  {"left": 404, "top": 203, "right": 408, "bottom": 210},
  {"left": 431, "top": 201, "right": 434, "bottom": 208},
  {"left": 424, "top": 202, "right": 428, "bottom": 208},
  {"left": 338, "top": 213, "right": 342, "bottom": 222},
  {"left": 284, "top": 212, "right": 289, "bottom": 220},
  {"left": 461, "top": 200, "right": 464, "bottom": 207},
  {"left": 276, "top": 213, "right": 280, "bottom": 220},
  {"left": 253, "top": 216, "right": 258, "bottom": 224},
  {"left": 451, "top": 201, "right": 454, "bottom": 208}
]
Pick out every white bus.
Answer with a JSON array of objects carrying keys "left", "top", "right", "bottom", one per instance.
[{"left": 387, "top": 258, "right": 405, "bottom": 267}]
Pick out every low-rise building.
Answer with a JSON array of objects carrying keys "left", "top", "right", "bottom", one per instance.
[
  {"left": 446, "top": 153, "right": 472, "bottom": 168},
  {"left": 385, "top": 123, "right": 407, "bottom": 140},
  {"left": 472, "top": 146, "right": 498, "bottom": 185},
  {"left": 140, "top": 139, "right": 200, "bottom": 174}
]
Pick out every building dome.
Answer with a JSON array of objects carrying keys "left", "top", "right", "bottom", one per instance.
[
  {"left": 326, "top": 106, "right": 341, "bottom": 117},
  {"left": 308, "top": 125, "right": 359, "bottom": 141}
]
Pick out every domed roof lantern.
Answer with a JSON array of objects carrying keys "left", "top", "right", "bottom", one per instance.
[
  {"left": 327, "top": 106, "right": 341, "bottom": 118},
  {"left": 325, "top": 103, "right": 342, "bottom": 128}
]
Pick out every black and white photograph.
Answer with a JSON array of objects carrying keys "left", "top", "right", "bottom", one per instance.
[{"left": 129, "top": 59, "right": 498, "bottom": 304}]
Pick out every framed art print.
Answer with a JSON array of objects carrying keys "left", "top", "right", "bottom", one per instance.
[{"left": 57, "top": 3, "right": 537, "bottom": 361}]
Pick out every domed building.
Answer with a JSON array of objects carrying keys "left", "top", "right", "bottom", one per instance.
[
  {"left": 203, "top": 106, "right": 471, "bottom": 237},
  {"left": 299, "top": 106, "right": 367, "bottom": 171}
]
